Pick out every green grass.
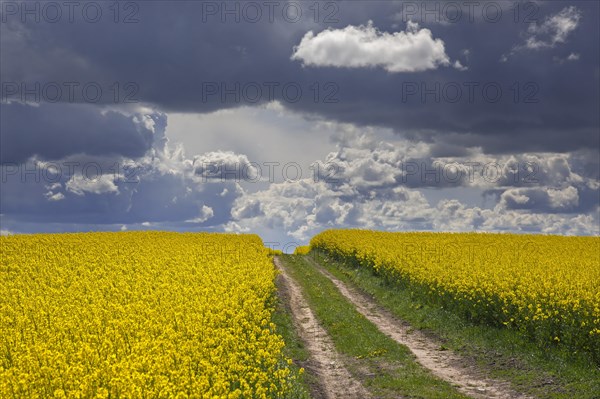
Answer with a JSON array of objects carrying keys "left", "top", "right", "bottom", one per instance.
[
  {"left": 271, "top": 274, "right": 312, "bottom": 399},
  {"left": 306, "top": 251, "right": 600, "bottom": 399},
  {"left": 278, "top": 255, "right": 469, "bottom": 399}
]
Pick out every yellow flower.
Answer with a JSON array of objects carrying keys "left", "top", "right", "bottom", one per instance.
[
  {"left": 310, "top": 229, "right": 600, "bottom": 361},
  {"left": 0, "top": 232, "right": 295, "bottom": 397}
]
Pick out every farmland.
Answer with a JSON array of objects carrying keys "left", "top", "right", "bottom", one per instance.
[
  {"left": 0, "top": 232, "right": 299, "bottom": 398},
  {"left": 310, "top": 230, "right": 600, "bottom": 362},
  {"left": 1, "top": 230, "right": 599, "bottom": 398}
]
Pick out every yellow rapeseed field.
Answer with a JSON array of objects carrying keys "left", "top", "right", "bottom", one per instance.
[
  {"left": 0, "top": 232, "right": 297, "bottom": 398},
  {"left": 292, "top": 246, "right": 310, "bottom": 256},
  {"left": 310, "top": 230, "right": 600, "bottom": 362}
]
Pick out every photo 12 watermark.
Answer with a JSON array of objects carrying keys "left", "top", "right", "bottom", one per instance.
[
  {"left": 397, "top": 240, "right": 540, "bottom": 267},
  {"left": 194, "top": 160, "right": 341, "bottom": 184},
  {"left": 198, "top": 1, "right": 339, "bottom": 23},
  {"left": 1, "top": 1, "right": 140, "bottom": 24},
  {"left": 1, "top": 161, "right": 140, "bottom": 184},
  {"left": 1, "top": 159, "right": 540, "bottom": 186},
  {"left": 1, "top": 81, "right": 140, "bottom": 104},
  {"left": 400, "top": 81, "right": 540, "bottom": 104},
  {"left": 199, "top": 81, "right": 339, "bottom": 104},
  {"left": 192, "top": 159, "right": 539, "bottom": 186},
  {"left": 400, "top": 161, "right": 539, "bottom": 185},
  {"left": 395, "top": 1, "right": 539, "bottom": 24}
]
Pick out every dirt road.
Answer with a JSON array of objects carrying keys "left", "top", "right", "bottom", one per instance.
[
  {"left": 274, "top": 257, "right": 371, "bottom": 399},
  {"left": 305, "top": 257, "right": 533, "bottom": 399}
]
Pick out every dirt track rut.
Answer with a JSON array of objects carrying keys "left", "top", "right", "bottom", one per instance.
[
  {"left": 305, "top": 256, "right": 533, "bottom": 399},
  {"left": 274, "top": 257, "right": 371, "bottom": 399}
]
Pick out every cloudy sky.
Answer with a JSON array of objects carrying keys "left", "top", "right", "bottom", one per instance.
[{"left": 1, "top": 0, "right": 598, "bottom": 247}]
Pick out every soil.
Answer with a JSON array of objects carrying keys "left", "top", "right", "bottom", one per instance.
[
  {"left": 306, "top": 257, "right": 534, "bottom": 399},
  {"left": 274, "top": 257, "right": 372, "bottom": 399}
]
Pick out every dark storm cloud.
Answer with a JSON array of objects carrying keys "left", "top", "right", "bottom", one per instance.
[
  {"left": 0, "top": 105, "right": 241, "bottom": 226},
  {"left": 1, "top": 0, "right": 598, "bottom": 237},
  {"left": 1, "top": 1, "right": 598, "bottom": 155},
  {"left": 0, "top": 102, "right": 155, "bottom": 163}
]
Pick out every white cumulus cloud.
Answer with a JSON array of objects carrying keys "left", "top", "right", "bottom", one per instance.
[
  {"left": 66, "top": 174, "right": 120, "bottom": 196},
  {"left": 524, "top": 6, "right": 581, "bottom": 49},
  {"left": 193, "top": 151, "right": 260, "bottom": 181},
  {"left": 185, "top": 205, "right": 214, "bottom": 223},
  {"left": 291, "top": 21, "right": 452, "bottom": 73}
]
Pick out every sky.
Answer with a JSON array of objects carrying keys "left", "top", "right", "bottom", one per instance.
[{"left": 1, "top": 0, "right": 599, "bottom": 250}]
